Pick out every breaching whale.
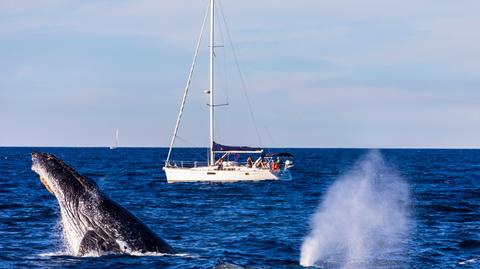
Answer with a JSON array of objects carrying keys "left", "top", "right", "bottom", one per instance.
[{"left": 31, "top": 152, "right": 175, "bottom": 256}]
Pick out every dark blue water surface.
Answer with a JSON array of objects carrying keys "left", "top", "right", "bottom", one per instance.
[{"left": 0, "top": 148, "right": 479, "bottom": 268}]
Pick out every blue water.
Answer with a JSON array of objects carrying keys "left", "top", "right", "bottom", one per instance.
[{"left": 0, "top": 148, "right": 479, "bottom": 268}]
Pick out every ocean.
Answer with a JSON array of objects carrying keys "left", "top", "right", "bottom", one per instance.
[{"left": 0, "top": 147, "right": 479, "bottom": 268}]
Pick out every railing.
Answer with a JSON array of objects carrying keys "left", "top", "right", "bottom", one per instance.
[
  {"left": 165, "top": 160, "right": 259, "bottom": 169},
  {"left": 164, "top": 160, "right": 293, "bottom": 171},
  {"left": 164, "top": 160, "right": 209, "bottom": 168}
]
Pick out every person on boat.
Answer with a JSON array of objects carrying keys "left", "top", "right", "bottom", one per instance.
[
  {"left": 217, "top": 158, "right": 224, "bottom": 170},
  {"left": 272, "top": 157, "right": 281, "bottom": 171},
  {"left": 247, "top": 156, "right": 253, "bottom": 168}
]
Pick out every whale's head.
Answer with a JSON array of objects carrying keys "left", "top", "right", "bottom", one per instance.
[
  {"left": 31, "top": 152, "right": 99, "bottom": 204},
  {"left": 30, "top": 151, "right": 175, "bottom": 256},
  {"left": 31, "top": 152, "right": 105, "bottom": 254}
]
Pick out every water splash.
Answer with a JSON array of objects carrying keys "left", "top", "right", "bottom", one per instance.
[
  {"left": 38, "top": 251, "right": 198, "bottom": 258},
  {"left": 300, "top": 150, "right": 411, "bottom": 268}
]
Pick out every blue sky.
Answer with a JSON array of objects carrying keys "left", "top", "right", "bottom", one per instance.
[{"left": 1, "top": 0, "right": 479, "bottom": 148}]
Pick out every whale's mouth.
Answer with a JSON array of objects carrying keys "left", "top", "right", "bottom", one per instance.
[
  {"left": 31, "top": 152, "right": 55, "bottom": 195},
  {"left": 39, "top": 176, "right": 54, "bottom": 195}
]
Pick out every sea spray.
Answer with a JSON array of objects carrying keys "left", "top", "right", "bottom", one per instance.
[{"left": 300, "top": 150, "right": 411, "bottom": 268}]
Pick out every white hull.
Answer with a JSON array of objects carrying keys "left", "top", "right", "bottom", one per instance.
[{"left": 164, "top": 166, "right": 291, "bottom": 183}]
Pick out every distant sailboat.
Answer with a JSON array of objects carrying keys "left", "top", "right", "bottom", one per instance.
[
  {"left": 163, "top": 0, "right": 293, "bottom": 183},
  {"left": 110, "top": 129, "right": 119, "bottom": 150}
]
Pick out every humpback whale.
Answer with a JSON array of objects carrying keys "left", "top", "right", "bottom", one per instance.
[{"left": 31, "top": 152, "right": 175, "bottom": 256}]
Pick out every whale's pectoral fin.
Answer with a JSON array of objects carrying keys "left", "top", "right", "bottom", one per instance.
[{"left": 78, "top": 230, "right": 120, "bottom": 255}]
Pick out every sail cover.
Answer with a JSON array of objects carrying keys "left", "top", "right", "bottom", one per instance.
[{"left": 212, "top": 141, "right": 263, "bottom": 153}]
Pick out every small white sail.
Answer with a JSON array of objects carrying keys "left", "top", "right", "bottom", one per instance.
[{"left": 110, "top": 129, "right": 119, "bottom": 149}]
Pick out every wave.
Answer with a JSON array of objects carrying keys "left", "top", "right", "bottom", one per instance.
[
  {"left": 38, "top": 251, "right": 199, "bottom": 258},
  {"left": 458, "top": 257, "right": 478, "bottom": 265}
]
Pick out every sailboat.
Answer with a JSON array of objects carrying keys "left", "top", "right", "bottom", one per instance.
[
  {"left": 163, "top": 0, "right": 293, "bottom": 183},
  {"left": 110, "top": 129, "right": 119, "bottom": 150}
]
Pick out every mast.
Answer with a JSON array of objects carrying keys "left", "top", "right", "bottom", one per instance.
[{"left": 209, "top": 0, "right": 215, "bottom": 166}]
